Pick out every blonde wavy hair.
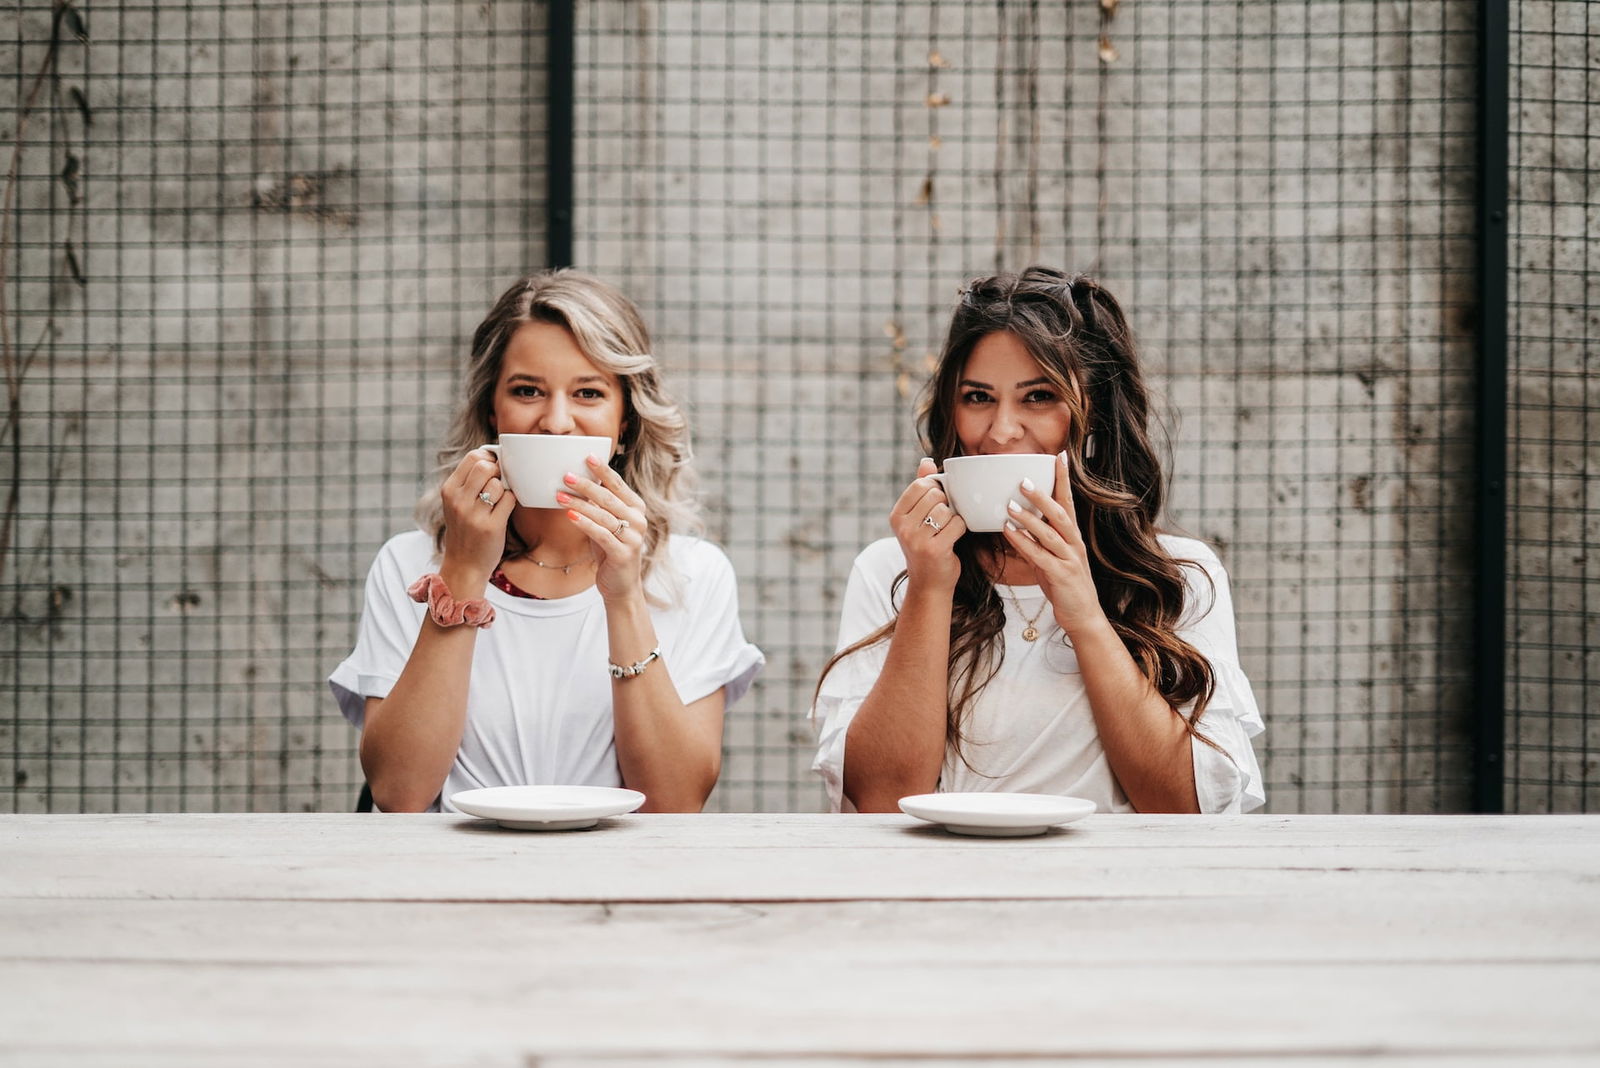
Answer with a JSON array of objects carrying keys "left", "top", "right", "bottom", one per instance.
[{"left": 418, "top": 270, "right": 701, "bottom": 593}]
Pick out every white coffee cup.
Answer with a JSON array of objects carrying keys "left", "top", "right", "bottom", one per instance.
[
  {"left": 930, "top": 453, "right": 1057, "bottom": 533},
  {"left": 483, "top": 434, "right": 614, "bottom": 509}
]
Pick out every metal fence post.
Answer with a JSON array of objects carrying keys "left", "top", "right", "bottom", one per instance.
[
  {"left": 548, "top": 0, "right": 575, "bottom": 269},
  {"left": 1473, "top": 0, "right": 1509, "bottom": 813}
]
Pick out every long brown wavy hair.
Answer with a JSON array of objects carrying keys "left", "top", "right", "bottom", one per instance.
[{"left": 819, "top": 266, "right": 1219, "bottom": 763}]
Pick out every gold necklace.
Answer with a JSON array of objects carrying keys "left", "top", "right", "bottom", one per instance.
[
  {"left": 1000, "top": 582, "right": 1050, "bottom": 642},
  {"left": 516, "top": 551, "right": 594, "bottom": 576},
  {"left": 530, "top": 556, "right": 593, "bottom": 576}
]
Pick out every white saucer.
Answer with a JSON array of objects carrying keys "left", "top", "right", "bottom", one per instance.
[
  {"left": 450, "top": 785, "right": 646, "bottom": 831},
  {"left": 898, "top": 792, "right": 1096, "bottom": 837}
]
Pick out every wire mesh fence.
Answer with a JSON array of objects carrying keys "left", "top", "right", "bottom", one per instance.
[
  {"left": 1505, "top": 0, "right": 1599, "bottom": 812},
  {"left": 2, "top": 0, "right": 1595, "bottom": 814},
  {"left": 575, "top": 0, "right": 1481, "bottom": 812},
  {"left": 3, "top": 0, "right": 547, "bottom": 811}
]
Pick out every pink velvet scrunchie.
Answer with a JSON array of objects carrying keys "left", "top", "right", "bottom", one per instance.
[{"left": 407, "top": 573, "right": 496, "bottom": 629}]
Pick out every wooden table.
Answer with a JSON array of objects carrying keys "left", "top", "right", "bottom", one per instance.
[{"left": 2, "top": 813, "right": 1597, "bottom": 1065}]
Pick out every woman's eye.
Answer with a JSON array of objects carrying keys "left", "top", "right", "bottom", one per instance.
[
  {"left": 576, "top": 388, "right": 606, "bottom": 401},
  {"left": 511, "top": 385, "right": 541, "bottom": 398},
  {"left": 1024, "top": 389, "right": 1058, "bottom": 404},
  {"left": 960, "top": 389, "right": 993, "bottom": 405}
]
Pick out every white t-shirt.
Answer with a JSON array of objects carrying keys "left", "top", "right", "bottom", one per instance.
[
  {"left": 330, "top": 529, "right": 765, "bottom": 810},
  {"left": 810, "top": 534, "right": 1265, "bottom": 814}
]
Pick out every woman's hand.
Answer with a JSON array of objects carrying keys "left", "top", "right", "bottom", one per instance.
[
  {"left": 891, "top": 457, "right": 968, "bottom": 592},
  {"left": 1002, "top": 451, "right": 1108, "bottom": 639},
  {"left": 439, "top": 448, "right": 517, "bottom": 584},
  {"left": 557, "top": 455, "right": 650, "bottom": 603}
]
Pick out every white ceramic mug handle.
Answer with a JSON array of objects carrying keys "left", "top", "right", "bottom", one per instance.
[
  {"left": 481, "top": 443, "right": 500, "bottom": 462},
  {"left": 928, "top": 472, "right": 945, "bottom": 486}
]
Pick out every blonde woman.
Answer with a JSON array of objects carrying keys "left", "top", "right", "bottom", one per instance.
[{"left": 331, "top": 271, "right": 763, "bottom": 812}]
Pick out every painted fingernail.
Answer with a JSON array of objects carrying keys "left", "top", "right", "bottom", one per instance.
[
  {"left": 1020, "top": 477, "right": 1035, "bottom": 492},
  {"left": 1005, "top": 520, "right": 1019, "bottom": 532},
  {"left": 563, "top": 472, "right": 578, "bottom": 485},
  {"left": 1058, "top": 450, "right": 1069, "bottom": 463},
  {"left": 566, "top": 509, "right": 580, "bottom": 522},
  {"left": 586, "top": 454, "right": 602, "bottom": 466},
  {"left": 555, "top": 491, "right": 572, "bottom": 504},
  {"left": 1007, "top": 500, "right": 1022, "bottom": 513}
]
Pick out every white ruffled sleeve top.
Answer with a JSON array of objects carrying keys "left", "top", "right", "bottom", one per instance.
[
  {"left": 810, "top": 534, "right": 1264, "bottom": 814},
  {"left": 330, "top": 530, "right": 765, "bottom": 809}
]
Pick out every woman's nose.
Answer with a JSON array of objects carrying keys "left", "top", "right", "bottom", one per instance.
[
  {"left": 538, "top": 397, "right": 576, "bottom": 433},
  {"left": 988, "top": 404, "right": 1024, "bottom": 445}
]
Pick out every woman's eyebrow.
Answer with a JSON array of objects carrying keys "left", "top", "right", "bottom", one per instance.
[
  {"left": 959, "top": 377, "right": 1052, "bottom": 389},
  {"left": 505, "top": 373, "right": 609, "bottom": 386}
]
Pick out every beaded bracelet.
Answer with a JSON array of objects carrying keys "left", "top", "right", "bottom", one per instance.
[
  {"left": 407, "top": 573, "right": 496, "bottom": 629},
  {"left": 609, "top": 646, "right": 661, "bottom": 680}
]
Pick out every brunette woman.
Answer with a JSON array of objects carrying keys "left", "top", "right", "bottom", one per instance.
[{"left": 812, "top": 267, "right": 1262, "bottom": 814}]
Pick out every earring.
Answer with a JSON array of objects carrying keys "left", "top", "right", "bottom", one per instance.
[
  {"left": 614, "top": 442, "right": 626, "bottom": 456},
  {"left": 1084, "top": 433, "right": 1096, "bottom": 460}
]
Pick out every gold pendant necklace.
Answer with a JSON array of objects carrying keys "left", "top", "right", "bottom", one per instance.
[{"left": 1000, "top": 582, "right": 1050, "bottom": 641}]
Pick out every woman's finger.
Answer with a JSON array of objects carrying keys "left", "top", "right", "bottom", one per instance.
[
  {"left": 909, "top": 482, "right": 951, "bottom": 522},
  {"left": 566, "top": 504, "right": 631, "bottom": 549},
  {"left": 893, "top": 458, "right": 942, "bottom": 517},
  {"left": 563, "top": 468, "right": 637, "bottom": 522},
  {"left": 911, "top": 501, "right": 954, "bottom": 538},
  {"left": 449, "top": 448, "right": 497, "bottom": 490},
  {"left": 931, "top": 511, "right": 967, "bottom": 544},
  {"left": 1050, "top": 452, "right": 1084, "bottom": 545},
  {"left": 585, "top": 455, "right": 646, "bottom": 510},
  {"left": 490, "top": 482, "right": 518, "bottom": 517},
  {"left": 1017, "top": 469, "right": 1082, "bottom": 550},
  {"left": 472, "top": 476, "right": 508, "bottom": 509},
  {"left": 559, "top": 491, "right": 641, "bottom": 540},
  {"left": 1006, "top": 496, "right": 1072, "bottom": 557},
  {"left": 1001, "top": 518, "right": 1048, "bottom": 562}
]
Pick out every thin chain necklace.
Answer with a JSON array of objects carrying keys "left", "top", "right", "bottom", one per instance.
[
  {"left": 526, "top": 555, "right": 594, "bottom": 576},
  {"left": 511, "top": 545, "right": 595, "bottom": 576},
  {"left": 999, "top": 582, "right": 1050, "bottom": 642}
]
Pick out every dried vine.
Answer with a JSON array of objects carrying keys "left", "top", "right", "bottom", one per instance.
[{"left": 1, "top": 1, "right": 89, "bottom": 582}]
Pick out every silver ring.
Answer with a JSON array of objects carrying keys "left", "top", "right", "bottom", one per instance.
[
  {"left": 615, "top": 518, "right": 629, "bottom": 535},
  {"left": 923, "top": 515, "right": 943, "bottom": 532},
  {"left": 477, "top": 491, "right": 495, "bottom": 506}
]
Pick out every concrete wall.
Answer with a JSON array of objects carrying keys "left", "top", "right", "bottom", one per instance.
[{"left": 2, "top": 0, "right": 1593, "bottom": 813}]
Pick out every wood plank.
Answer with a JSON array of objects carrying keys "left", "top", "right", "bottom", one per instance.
[
  {"left": 4, "top": 814, "right": 1598, "bottom": 1062},
  {"left": 2, "top": 898, "right": 1597, "bottom": 1060},
  {"left": 9, "top": 1057, "right": 1596, "bottom": 1068},
  {"left": 3, "top": 814, "right": 1597, "bottom": 904},
  {"left": 9, "top": 897, "right": 1600, "bottom": 970}
]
